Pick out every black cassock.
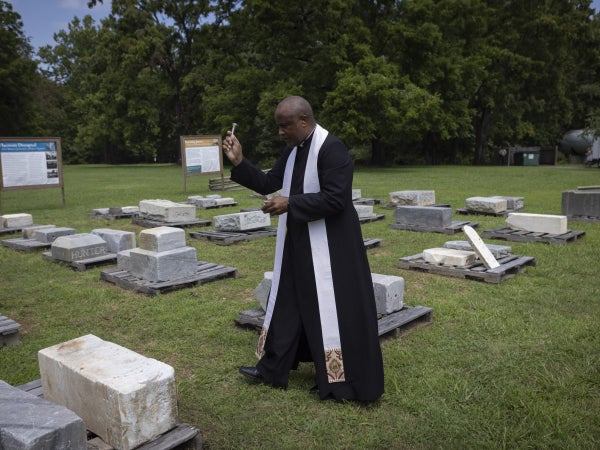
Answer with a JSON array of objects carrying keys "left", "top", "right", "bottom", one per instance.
[{"left": 231, "top": 131, "right": 384, "bottom": 402}]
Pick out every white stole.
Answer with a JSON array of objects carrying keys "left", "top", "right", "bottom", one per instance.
[{"left": 256, "top": 124, "right": 345, "bottom": 383}]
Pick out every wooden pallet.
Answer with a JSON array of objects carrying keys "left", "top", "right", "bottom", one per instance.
[
  {"left": 353, "top": 198, "right": 382, "bottom": 205},
  {"left": 2, "top": 238, "right": 51, "bottom": 252},
  {"left": 481, "top": 226, "right": 585, "bottom": 245},
  {"left": 208, "top": 176, "right": 245, "bottom": 191},
  {"left": 100, "top": 260, "right": 238, "bottom": 295},
  {"left": 565, "top": 214, "right": 600, "bottom": 223},
  {"left": 132, "top": 216, "right": 212, "bottom": 229},
  {"left": 236, "top": 305, "right": 433, "bottom": 337},
  {"left": 389, "top": 220, "right": 479, "bottom": 235},
  {"left": 1, "top": 315, "right": 21, "bottom": 347},
  {"left": 42, "top": 252, "right": 118, "bottom": 271},
  {"left": 90, "top": 212, "right": 137, "bottom": 220},
  {"left": 455, "top": 207, "right": 523, "bottom": 217},
  {"left": 398, "top": 253, "right": 536, "bottom": 283},
  {"left": 193, "top": 201, "right": 238, "bottom": 210},
  {"left": 382, "top": 203, "right": 451, "bottom": 210},
  {"left": 16, "top": 379, "right": 203, "bottom": 450},
  {"left": 359, "top": 214, "right": 386, "bottom": 224},
  {"left": 189, "top": 227, "right": 278, "bottom": 245},
  {"left": 363, "top": 237, "right": 383, "bottom": 249}
]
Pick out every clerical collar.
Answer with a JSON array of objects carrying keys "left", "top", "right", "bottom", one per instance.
[{"left": 298, "top": 126, "right": 316, "bottom": 148}]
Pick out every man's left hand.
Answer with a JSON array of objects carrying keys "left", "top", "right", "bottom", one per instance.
[{"left": 262, "top": 196, "right": 288, "bottom": 216}]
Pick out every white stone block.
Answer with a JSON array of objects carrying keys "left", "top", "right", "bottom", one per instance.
[
  {"left": 51, "top": 233, "right": 109, "bottom": 262},
  {"left": 214, "top": 197, "right": 235, "bottom": 206},
  {"left": 371, "top": 273, "right": 404, "bottom": 315},
  {"left": 188, "top": 196, "right": 217, "bottom": 208},
  {"left": 490, "top": 196, "right": 524, "bottom": 210},
  {"left": 139, "top": 199, "right": 196, "bottom": 222},
  {"left": 38, "top": 334, "right": 178, "bottom": 450},
  {"left": 506, "top": 212, "right": 568, "bottom": 234},
  {"left": 121, "top": 206, "right": 140, "bottom": 214},
  {"left": 22, "top": 224, "right": 55, "bottom": 239},
  {"left": 214, "top": 211, "right": 271, "bottom": 231},
  {"left": 254, "top": 271, "right": 274, "bottom": 310},
  {"left": 91, "top": 208, "right": 110, "bottom": 216},
  {"left": 465, "top": 196, "right": 507, "bottom": 213},
  {"left": 354, "top": 204, "right": 376, "bottom": 218},
  {"left": 92, "top": 228, "right": 136, "bottom": 253},
  {"left": 389, "top": 190, "right": 435, "bottom": 206},
  {"left": 2, "top": 213, "right": 33, "bottom": 228},
  {"left": 422, "top": 248, "right": 477, "bottom": 267},
  {"left": 139, "top": 226, "right": 186, "bottom": 252},
  {"left": 352, "top": 189, "right": 362, "bottom": 200},
  {"left": 129, "top": 246, "right": 197, "bottom": 281},
  {"left": 462, "top": 225, "right": 500, "bottom": 269}
]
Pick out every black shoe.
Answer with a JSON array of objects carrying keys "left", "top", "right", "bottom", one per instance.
[
  {"left": 239, "top": 366, "right": 264, "bottom": 382},
  {"left": 309, "top": 384, "right": 319, "bottom": 395}
]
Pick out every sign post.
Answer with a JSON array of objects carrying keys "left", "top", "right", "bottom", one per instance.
[{"left": 180, "top": 135, "right": 223, "bottom": 193}]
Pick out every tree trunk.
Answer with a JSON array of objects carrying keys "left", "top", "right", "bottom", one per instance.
[{"left": 474, "top": 108, "right": 492, "bottom": 165}]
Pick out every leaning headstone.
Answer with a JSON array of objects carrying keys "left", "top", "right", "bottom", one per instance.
[
  {"left": 443, "top": 240, "right": 512, "bottom": 258},
  {"left": 139, "top": 199, "right": 196, "bottom": 222},
  {"left": 561, "top": 187, "right": 600, "bottom": 219},
  {"left": 393, "top": 206, "right": 452, "bottom": 228},
  {"left": 462, "top": 225, "right": 500, "bottom": 269},
  {"left": 213, "top": 210, "right": 271, "bottom": 231},
  {"left": 0, "top": 379, "right": 87, "bottom": 450},
  {"left": 422, "top": 248, "right": 477, "bottom": 267},
  {"left": 38, "top": 334, "right": 178, "bottom": 450},
  {"left": 22, "top": 224, "right": 55, "bottom": 239},
  {"left": 1, "top": 213, "right": 33, "bottom": 228},
  {"left": 465, "top": 196, "right": 508, "bottom": 213},
  {"left": 506, "top": 212, "right": 568, "bottom": 235},
  {"left": 91, "top": 228, "right": 136, "bottom": 253},
  {"left": 127, "top": 226, "right": 197, "bottom": 281},
  {"left": 490, "top": 195, "right": 524, "bottom": 211},
  {"left": 254, "top": 271, "right": 273, "bottom": 310},
  {"left": 389, "top": 190, "right": 435, "bottom": 206},
  {"left": 33, "top": 226, "right": 76, "bottom": 243},
  {"left": 50, "top": 233, "right": 109, "bottom": 262},
  {"left": 354, "top": 204, "right": 377, "bottom": 219},
  {"left": 371, "top": 273, "right": 404, "bottom": 315}
]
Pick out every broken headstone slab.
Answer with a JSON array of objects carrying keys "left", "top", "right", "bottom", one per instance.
[
  {"left": 371, "top": 273, "right": 404, "bottom": 315},
  {"left": 389, "top": 190, "right": 435, "bottom": 206},
  {"left": 462, "top": 225, "right": 500, "bottom": 269},
  {"left": 506, "top": 212, "right": 568, "bottom": 235},
  {"left": 443, "top": 240, "right": 512, "bottom": 258},
  {"left": 22, "top": 224, "right": 56, "bottom": 239},
  {"left": 50, "top": 233, "right": 109, "bottom": 262},
  {"left": 33, "top": 226, "right": 76, "bottom": 243},
  {"left": 352, "top": 189, "right": 362, "bottom": 200},
  {"left": 393, "top": 205, "right": 452, "bottom": 228},
  {"left": 138, "top": 226, "right": 185, "bottom": 252},
  {"left": 213, "top": 210, "right": 271, "bottom": 231},
  {"left": 1, "top": 213, "right": 33, "bottom": 228},
  {"left": 490, "top": 195, "right": 524, "bottom": 211},
  {"left": 128, "top": 246, "right": 197, "bottom": 282},
  {"left": 139, "top": 199, "right": 196, "bottom": 222},
  {"left": 91, "top": 228, "right": 136, "bottom": 253},
  {"left": 422, "top": 248, "right": 477, "bottom": 267},
  {"left": 354, "top": 204, "right": 377, "bottom": 218},
  {"left": 465, "top": 196, "right": 507, "bottom": 213}
]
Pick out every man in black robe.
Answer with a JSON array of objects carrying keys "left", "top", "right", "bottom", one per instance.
[{"left": 223, "top": 96, "right": 384, "bottom": 402}]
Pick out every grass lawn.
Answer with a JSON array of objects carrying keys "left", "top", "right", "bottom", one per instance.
[{"left": 1, "top": 163, "right": 599, "bottom": 449}]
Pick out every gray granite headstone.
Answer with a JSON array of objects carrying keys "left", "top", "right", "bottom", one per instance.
[
  {"left": 33, "top": 227, "right": 76, "bottom": 243},
  {"left": 128, "top": 247, "right": 197, "bottom": 282},
  {"left": 22, "top": 224, "right": 55, "bottom": 239},
  {"left": 393, "top": 206, "right": 452, "bottom": 228},
  {"left": 214, "top": 211, "right": 271, "bottom": 231},
  {"left": 91, "top": 228, "right": 136, "bottom": 253},
  {"left": 371, "top": 273, "right": 404, "bottom": 315},
  {"left": 561, "top": 188, "right": 600, "bottom": 218},
  {"left": 389, "top": 190, "right": 435, "bottom": 206},
  {"left": 490, "top": 195, "right": 524, "bottom": 210},
  {"left": 51, "top": 233, "right": 109, "bottom": 262},
  {"left": 0, "top": 380, "right": 87, "bottom": 450}
]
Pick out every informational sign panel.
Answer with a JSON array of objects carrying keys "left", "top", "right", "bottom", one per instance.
[
  {"left": 180, "top": 135, "right": 223, "bottom": 192},
  {"left": 0, "top": 138, "right": 66, "bottom": 212}
]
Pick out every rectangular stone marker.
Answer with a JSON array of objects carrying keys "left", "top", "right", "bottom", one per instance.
[
  {"left": 389, "top": 190, "right": 435, "bottom": 206},
  {"left": 561, "top": 188, "right": 600, "bottom": 218},
  {"left": 188, "top": 196, "right": 217, "bottom": 208},
  {"left": 462, "top": 225, "right": 500, "bottom": 269},
  {"left": 138, "top": 226, "right": 185, "bottom": 252},
  {"left": 22, "top": 224, "right": 55, "bottom": 239},
  {"left": 50, "top": 233, "right": 109, "bottom": 262},
  {"left": 0, "top": 380, "right": 87, "bottom": 450},
  {"left": 422, "top": 248, "right": 477, "bottom": 267},
  {"left": 443, "top": 240, "right": 512, "bottom": 258},
  {"left": 117, "top": 249, "right": 132, "bottom": 272},
  {"left": 38, "top": 334, "right": 178, "bottom": 450},
  {"left": 354, "top": 204, "right": 376, "bottom": 218},
  {"left": 91, "top": 208, "right": 110, "bottom": 216},
  {"left": 1, "top": 213, "right": 33, "bottom": 228},
  {"left": 352, "top": 189, "right": 362, "bottom": 200},
  {"left": 506, "top": 212, "right": 568, "bottom": 234},
  {"left": 129, "top": 246, "right": 197, "bottom": 282},
  {"left": 371, "top": 273, "right": 404, "bottom": 315},
  {"left": 214, "top": 210, "right": 271, "bottom": 231},
  {"left": 91, "top": 228, "right": 136, "bottom": 253},
  {"left": 33, "top": 227, "right": 76, "bottom": 243},
  {"left": 254, "top": 271, "right": 273, "bottom": 310},
  {"left": 490, "top": 195, "right": 524, "bottom": 210},
  {"left": 393, "top": 205, "right": 452, "bottom": 228},
  {"left": 139, "top": 199, "right": 196, "bottom": 222},
  {"left": 465, "top": 196, "right": 508, "bottom": 213}
]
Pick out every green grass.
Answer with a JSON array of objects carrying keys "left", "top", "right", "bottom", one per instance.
[{"left": 1, "top": 163, "right": 599, "bottom": 449}]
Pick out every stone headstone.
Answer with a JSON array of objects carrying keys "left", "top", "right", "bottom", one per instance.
[
  {"left": 354, "top": 204, "right": 376, "bottom": 218},
  {"left": 462, "top": 225, "right": 500, "bottom": 269},
  {"left": 1, "top": 213, "right": 33, "bottom": 228},
  {"left": 506, "top": 212, "right": 568, "bottom": 234},
  {"left": 129, "top": 246, "right": 197, "bottom": 282},
  {"left": 490, "top": 195, "right": 524, "bottom": 211},
  {"left": 422, "top": 248, "right": 477, "bottom": 267},
  {"left": 33, "top": 227, "right": 76, "bottom": 243},
  {"left": 214, "top": 210, "right": 271, "bottom": 231},
  {"left": 22, "top": 224, "right": 55, "bottom": 239},
  {"left": 561, "top": 187, "right": 600, "bottom": 218},
  {"left": 443, "top": 240, "right": 512, "bottom": 258},
  {"left": 117, "top": 249, "right": 132, "bottom": 272},
  {"left": 0, "top": 380, "right": 87, "bottom": 450},
  {"left": 138, "top": 226, "right": 185, "bottom": 252},
  {"left": 188, "top": 195, "right": 217, "bottom": 208},
  {"left": 371, "top": 273, "right": 404, "bottom": 315},
  {"left": 139, "top": 199, "right": 196, "bottom": 222},
  {"left": 352, "top": 189, "right": 362, "bottom": 200},
  {"left": 393, "top": 206, "right": 452, "bottom": 228},
  {"left": 254, "top": 271, "right": 274, "bottom": 310},
  {"left": 465, "top": 196, "right": 508, "bottom": 213},
  {"left": 389, "top": 190, "right": 435, "bottom": 206},
  {"left": 38, "top": 334, "right": 178, "bottom": 450},
  {"left": 91, "top": 228, "right": 136, "bottom": 253},
  {"left": 51, "top": 233, "right": 109, "bottom": 262},
  {"left": 91, "top": 208, "right": 110, "bottom": 216}
]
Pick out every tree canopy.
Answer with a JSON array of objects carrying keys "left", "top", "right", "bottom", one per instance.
[{"left": 2, "top": 0, "right": 600, "bottom": 165}]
